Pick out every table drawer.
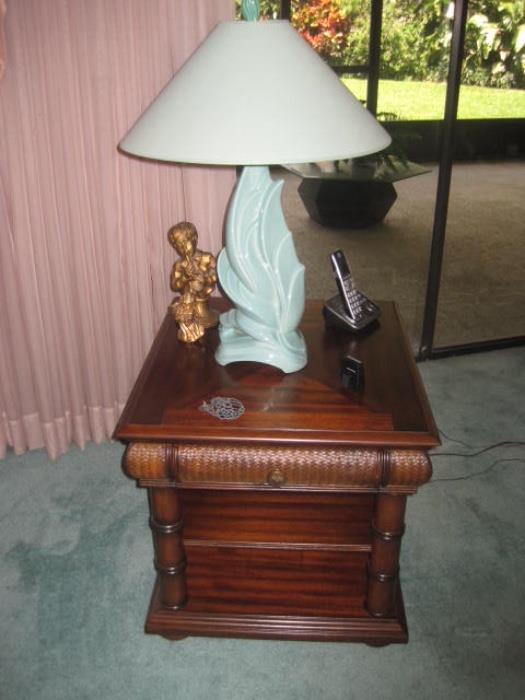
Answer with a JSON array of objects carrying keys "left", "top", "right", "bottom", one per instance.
[{"left": 124, "top": 443, "right": 432, "bottom": 494}]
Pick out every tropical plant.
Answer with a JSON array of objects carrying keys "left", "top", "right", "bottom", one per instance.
[
  {"left": 464, "top": 1, "right": 525, "bottom": 87},
  {"left": 291, "top": 0, "right": 352, "bottom": 59},
  {"left": 339, "top": 111, "right": 422, "bottom": 177}
]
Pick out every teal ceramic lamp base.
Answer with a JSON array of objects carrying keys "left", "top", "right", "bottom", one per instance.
[
  {"left": 215, "top": 308, "right": 307, "bottom": 373},
  {"left": 215, "top": 166, "right": 307, "bottom": 373}
]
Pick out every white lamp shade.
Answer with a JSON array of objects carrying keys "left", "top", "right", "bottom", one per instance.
[{"left": 119, "top": 20, "right": 391, "bottom": 165}]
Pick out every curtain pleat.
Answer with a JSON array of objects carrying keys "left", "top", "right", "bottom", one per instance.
[
  {"left": 0, "top": 1, "right": 5, "bottom": 79},
  {"left": 0, "top": 0, "right": 235, "bottom": 459}
]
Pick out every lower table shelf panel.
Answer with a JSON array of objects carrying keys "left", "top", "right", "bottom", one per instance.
[
  {"left": 184, "top": 545, "right": 369, "bottom": 617},
  {"left": 147, "top": 544, "right": 408, "bottom": 643}
]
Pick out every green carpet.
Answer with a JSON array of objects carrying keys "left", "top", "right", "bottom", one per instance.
[{"left": 1, "top": 348, "right": 524, "bottom": 699}]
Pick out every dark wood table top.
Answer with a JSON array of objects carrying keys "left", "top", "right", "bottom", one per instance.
[{"left": 114, "top": 299, "right": 439, "bottom": 449}]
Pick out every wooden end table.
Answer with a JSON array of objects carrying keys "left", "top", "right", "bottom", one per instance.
[{"left": 114, "top": 299, "right": 439, "bottom": 644}]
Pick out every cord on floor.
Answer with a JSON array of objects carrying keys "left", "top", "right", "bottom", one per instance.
[{"left": 428, "top": 429, "right": 525, "bottom": 483}]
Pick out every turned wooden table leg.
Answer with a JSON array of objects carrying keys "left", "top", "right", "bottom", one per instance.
[
  {"left": 148, "top": 487, "right": 187, "bottom": 609},
  {"left": 367, "top": 493, "right": 407, "bottom": 617}
]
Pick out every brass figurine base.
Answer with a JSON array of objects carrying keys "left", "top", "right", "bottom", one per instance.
[{"left": 194, "top": 300, "right": 220, "bottom": 329}]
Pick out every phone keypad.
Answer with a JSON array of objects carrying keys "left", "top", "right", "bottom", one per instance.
[
  {"left": 341, "top": 277, "right": 364, "bottom": 319},
  {"left": 346, "top": 286, "right": 363, "bottom": 319}
]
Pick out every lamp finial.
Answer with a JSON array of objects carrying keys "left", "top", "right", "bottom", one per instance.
[{"left": 241, "top": 0, "right": 260, "bottom": 22}]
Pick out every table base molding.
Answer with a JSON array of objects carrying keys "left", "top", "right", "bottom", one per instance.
[{"left": 145, "top": 577, "right": 408, "bottom": 644}]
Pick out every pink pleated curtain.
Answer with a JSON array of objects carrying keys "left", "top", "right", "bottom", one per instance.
[{"left": 0, "top": 0, "right": 236, "bottom": 459}]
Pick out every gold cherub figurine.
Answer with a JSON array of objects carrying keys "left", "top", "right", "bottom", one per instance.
[{"left": 167, "top": 221, "right": 219, "bottom": 343}]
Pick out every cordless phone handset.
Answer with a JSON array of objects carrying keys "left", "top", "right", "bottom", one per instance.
[
  {"left": 324, "top": 249, "right": 381, "bottom": 331},
  {"left": 330, "top": 249, "right": 360, "bottom": 320}
]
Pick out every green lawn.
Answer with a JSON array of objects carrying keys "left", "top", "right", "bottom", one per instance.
[{"left": 342, "top": 78, "right": 525, "bottom": 120}]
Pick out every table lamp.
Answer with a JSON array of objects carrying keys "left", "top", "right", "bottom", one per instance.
[{"left": 119, "top": 0, "right": 390, "bottom": 373}]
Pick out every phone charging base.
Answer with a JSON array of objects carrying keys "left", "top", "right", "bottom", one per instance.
[{"left": 323, "top": 294, "right": 380, "bottom": 332}]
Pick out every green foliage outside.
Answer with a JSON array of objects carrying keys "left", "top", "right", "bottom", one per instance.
[
  {"left": 344, "top": 0, "right": 525, "bottom": 89},
  {"left": 343, "top": 77, "right": 525, "bottom": 119},
  {"left": 235, "top": 1, "right": 525, "bottom": 89}
]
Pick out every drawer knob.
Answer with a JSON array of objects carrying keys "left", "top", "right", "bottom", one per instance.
[{"left": 267, "top": 468, "right": 286, "bottom": 487}]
